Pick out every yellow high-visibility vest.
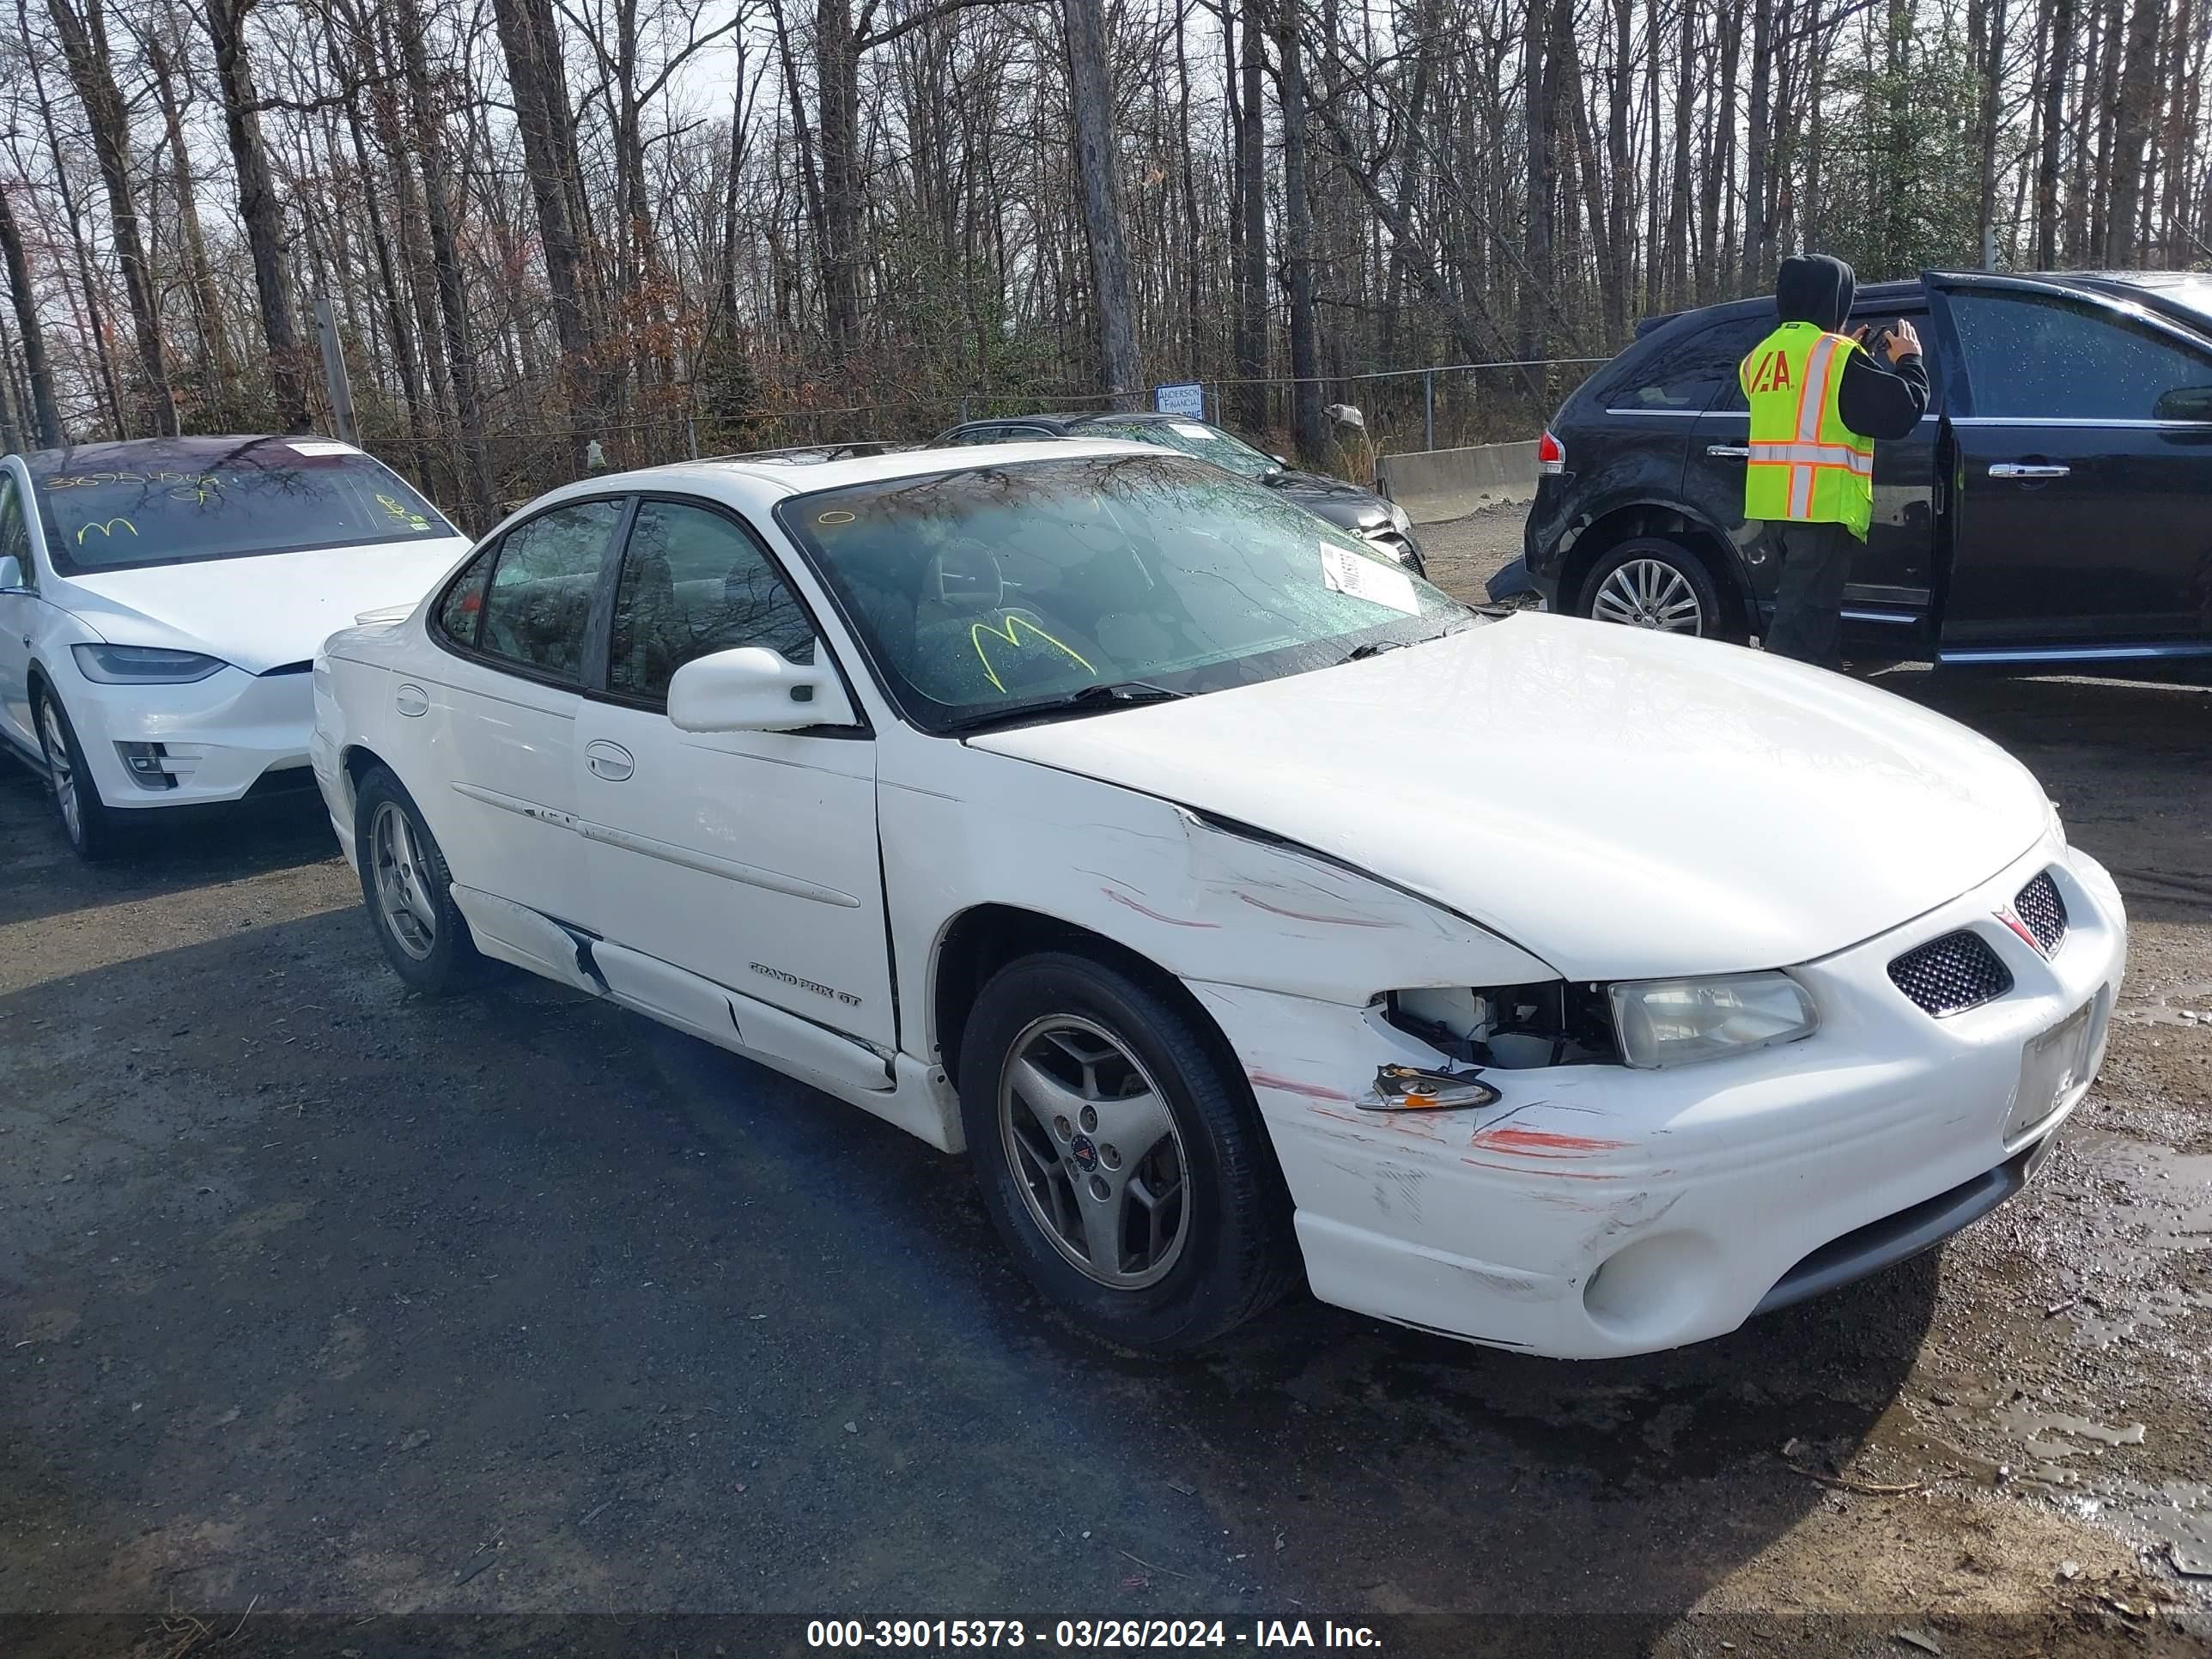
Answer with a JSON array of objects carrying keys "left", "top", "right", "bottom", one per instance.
[{"left": 1739, "top": 322, "right": 1875, "bottom": 539}]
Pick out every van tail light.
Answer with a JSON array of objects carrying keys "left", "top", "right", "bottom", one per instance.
[{"left": 1535, "top": 430, "right": 1566, "bottom": 475}]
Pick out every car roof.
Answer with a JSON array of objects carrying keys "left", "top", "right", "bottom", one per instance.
[
  {"left": 557, "top": 437, "right": 1160, "bottom": 502},
  {"left": 16, "top": 433, "right": 346, "bottom": 474}
]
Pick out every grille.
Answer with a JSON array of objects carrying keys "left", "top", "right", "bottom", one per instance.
[
  {"left": 2014, "top": 871, "right": 2069, "bottom": 955},
  {"left": 1888, "top": 931, "right": 2014, "bottom": 1017}
]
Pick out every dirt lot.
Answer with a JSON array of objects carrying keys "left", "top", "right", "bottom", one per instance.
[{"left": 3, "top": 533, "right": 2209, "bottom": 1656}]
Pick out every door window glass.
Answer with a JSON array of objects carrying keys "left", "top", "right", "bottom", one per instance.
[
  {"left": 0, "top": 478, "right": 31, "bottom": 587},
  {"left": 1608, "top": 315, "right": 1768, "bottom": 412},
  {"left": 1949, "top": 291, "right": 2212, "bottom": 420},
  {"left": 477, "top": 500, "right": 622, "bottom": 682},
  {"left": 609, "top": 500, "right": 816, "bottom": 702}
]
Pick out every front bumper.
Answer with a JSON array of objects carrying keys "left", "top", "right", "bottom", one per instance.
[
  {"left": 64, "top": 664, "right": 318, "bottom": 809},
  {"left": 1197, "top": 836, "right": 2124, "bottom": 1358}
]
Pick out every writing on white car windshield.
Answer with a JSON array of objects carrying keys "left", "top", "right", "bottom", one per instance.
[
  {"left": 31, "top": 437, "right": 455, "bottom": 574},
  {"left": 776, "top": 453, "right": 1471, "bottom": 732}
]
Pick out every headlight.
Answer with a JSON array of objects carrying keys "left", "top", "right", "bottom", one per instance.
[
  {"left": 1388, "top": 501, "right": 1414, "bottom": 535},
  {"left": 1607, "top": 972, "right": 1817, "bottom": 1068},
  {"left": 71, "top": 644, "right": 229, "bottom": 684}
]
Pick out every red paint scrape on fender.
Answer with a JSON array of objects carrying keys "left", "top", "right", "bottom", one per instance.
[
  {"left": 1469, "top": 1124, "right": 1632, "bottom": 1159},
  {"left": 1250, "top": 1070, "right": 1356, "bottom": 1103}
]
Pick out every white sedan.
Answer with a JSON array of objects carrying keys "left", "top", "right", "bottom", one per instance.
[
  {"left": 0, "top": 436, "right": 469, "bottom": 857},
  {"left": 310, "top": 441, "right": 2125, "bottom": 1357}
]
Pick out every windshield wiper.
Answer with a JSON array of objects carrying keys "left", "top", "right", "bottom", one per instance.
[
  {"left": 1066, "top": 680, "right": 1186, "bottom": 706},
  {"left": 1338, "top": 621, "right": 1479, "bottom": 666},
  {"left": 939, "top": 681, "right": 1188, "bottom": 736}
]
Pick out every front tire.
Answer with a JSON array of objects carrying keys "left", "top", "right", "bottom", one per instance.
[
  {"left": 957, "top": 951, "right": 1298, "bottom": 1351},
  {"left": 1578, "top": 537, "right": 1740, "bottom": 642},
  {"left": 352, "top": 765, "right": 484, "bottom": 995},
  {"left": 34, "top": 688, "right": 119, "bottom": 860}
]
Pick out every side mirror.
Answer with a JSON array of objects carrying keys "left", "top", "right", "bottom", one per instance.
[
  {"left": 0, "top": 555, "right": 21, "bottom": 591},
  {"left": 666, "top": 646, "right": 858, "bottom": 734},
  {"left": 1270, "top": 453, "right": 1291, "bottom": 468},
  {"left": 2152, "top": 385, "right": 2212, "bottom": 422}
]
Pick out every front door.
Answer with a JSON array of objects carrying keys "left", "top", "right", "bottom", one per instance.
[
  {"left": 1931, "top": 276, "right": 2212, "bottom": 659},
  {"left": 574, "top": 495, "right": 895, "bottom": 1052}
]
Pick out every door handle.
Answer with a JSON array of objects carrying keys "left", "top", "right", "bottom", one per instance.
[
  {"left": 394, "top": 683, "right": 428, "bottom": 717},
  {"left": 585, "top": 739, "right": 635, "bottom": 781},
  {"left": 1989, "top": 462, "right": 2070, "bottom": 479},
  {"left": 1706, "top": 444, "right": 1751, "bottom": 459}
]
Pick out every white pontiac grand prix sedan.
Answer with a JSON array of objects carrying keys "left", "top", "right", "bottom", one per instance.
[{"left": 310, "top": 441, "right": 2125, "bottom": 1358}]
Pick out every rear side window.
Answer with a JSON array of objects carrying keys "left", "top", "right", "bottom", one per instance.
[
  {"left": 1605, "top": 315, "right": 1768, "bottom": 412},
  {"left": 473, "top": 500, "right": 623, "bottom": 684},
  {"left": 1948, "top": 291, "right": 2212, "bottom": 421},
  {"left": 436, "top": 544, "right": 496, "bottom": 646}
]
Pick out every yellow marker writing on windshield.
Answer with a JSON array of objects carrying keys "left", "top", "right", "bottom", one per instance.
[
  {"left": 77, "top": 518, "right": 137, "bottom": 543},
  {"left": 970, "top": 616, "right": 1093, "bottom": 694}
]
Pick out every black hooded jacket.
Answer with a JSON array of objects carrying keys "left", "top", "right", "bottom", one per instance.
[{"left": 1771, "top": 253, "right": 1929, "bottom": 441}]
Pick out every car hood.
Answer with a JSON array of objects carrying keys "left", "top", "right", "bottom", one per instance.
[
  {"left": 1263, "top": 469, "right": 1385, "bottom": 526},
  {"left": 62, "top": 539, "right": 469, "bottom": 673},
  {"left": 969, "top": 614, "right": 2051, "bottom": 981}
]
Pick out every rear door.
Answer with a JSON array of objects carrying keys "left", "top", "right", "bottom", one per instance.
[
  {"left": 1929, "top": 274, "right": 2212, "bottom": 659},
  {"left": 414, "top": 496, "right": 626, "bottom": 921}
]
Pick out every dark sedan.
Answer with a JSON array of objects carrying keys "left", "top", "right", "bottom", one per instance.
[
  {"left": 1522, "top": 269, "right": 2212, "bottom": 670},
  {"left": 932, "top": 411, "right": 1426, "bottom": 575}
]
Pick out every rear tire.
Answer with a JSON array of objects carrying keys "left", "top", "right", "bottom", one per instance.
[
  {"left": 958, "top": 951, "right": 1298, "bottom": 1352},
  {"left": 33, "top": 688, "right": 120, "bottom": 861},
  {"left": 1577, "top": 537, "right": 1741, "bottom": 643},
  {"left": 352, "top": 765, "right": 485, "bottom": 996}
]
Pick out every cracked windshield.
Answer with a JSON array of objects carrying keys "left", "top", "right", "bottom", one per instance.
[{"left": 780, "top": 453, "right": 1470, "bottom": 727}]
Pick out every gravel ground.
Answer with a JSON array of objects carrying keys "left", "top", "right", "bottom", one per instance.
[{"left": 3, "top": 538, "right": 2209, "bottom": 1656}]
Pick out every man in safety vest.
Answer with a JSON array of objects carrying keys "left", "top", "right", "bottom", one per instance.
[{"left": 1741, "top": 253, "right": 1929, "bottom": 666}]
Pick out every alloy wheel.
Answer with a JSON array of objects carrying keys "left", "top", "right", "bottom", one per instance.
[
  {"left": 38, "top": 701, "right": 80, "bottom": 845},
  {"left": 370, "top": 800, "right": 438, "bottom": 961},
  {"left": 997, "top": 1015, "right": 1190, "bottom": 1291},
  {"left": 1592, "top": 557, "right": 1705, "bottom": 634}
]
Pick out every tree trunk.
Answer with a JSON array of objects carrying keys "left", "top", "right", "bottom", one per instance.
[
  {"left": 816, "top": 0, "right": 866, "bottom": 357},
  {"left": 1276, "top": 0, "right": 1326, "bottom": 458},
  {"left": 393, "top": 0, "right": 493, "bottom": 523},
  {"left": 2103, "top": 0, "right": 2163, "bottom": 261},
  {"left": 1744, "top": 0, "right": 1774, "bottom": 289},
  {"left": 2036, "top": 0, "right": 2070, "bottom": 265},
  {"left": 199, "top": 0, "right": 308, "bottom": 430},
  {"left": 0, "top": 180, "right": 63, "bottom": 447},
  {"left": 1062, "top": 0, "right": 1143, "bottom": 404},
  {"left": 48, "top": 0, "right": 177, "bottom": 434},
  {"left": 1235, "top": 0, "right": 1268, "bottom": 430},
  {"left": 490, "top": 0, "right": 600, "bottom": 459}
]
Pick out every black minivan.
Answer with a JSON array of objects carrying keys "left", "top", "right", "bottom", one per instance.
[{"left": 1522, "top": 270, "right": 2212, "bottom": 668}]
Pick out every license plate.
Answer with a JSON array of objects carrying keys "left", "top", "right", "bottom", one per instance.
[{"left": 2008, "top": 1000, "right": 2099, "bottom": 1139}]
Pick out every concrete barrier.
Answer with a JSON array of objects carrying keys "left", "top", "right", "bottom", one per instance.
[{"left": 1376, "top": 441, "right": 1539, "bottom": 525}]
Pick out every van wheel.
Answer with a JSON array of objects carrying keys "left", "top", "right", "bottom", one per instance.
[
  {"left": 958, "top": 951, "right": 1298, "bottom": 1352},
  {"left": 1579, "top": 538, "right": 1741, "bottom": 642},
  {"left": 352, "top": 765, "right": 484, "bottom": 995}
]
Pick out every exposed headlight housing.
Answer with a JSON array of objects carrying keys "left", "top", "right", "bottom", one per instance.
[
  {"left": 1607, "top": 972, "right": 1818, "bottom": 1069},
  {"left": 1387, "top": 501, "right": 1413, "bottom": 535},
  {"left": 72, "top": 644, "right": 229, "bottom": 684}
]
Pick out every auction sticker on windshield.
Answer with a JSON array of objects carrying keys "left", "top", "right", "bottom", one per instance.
[{"left": 1319, "top": 541, "right": 1419, "bottom": 614}]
